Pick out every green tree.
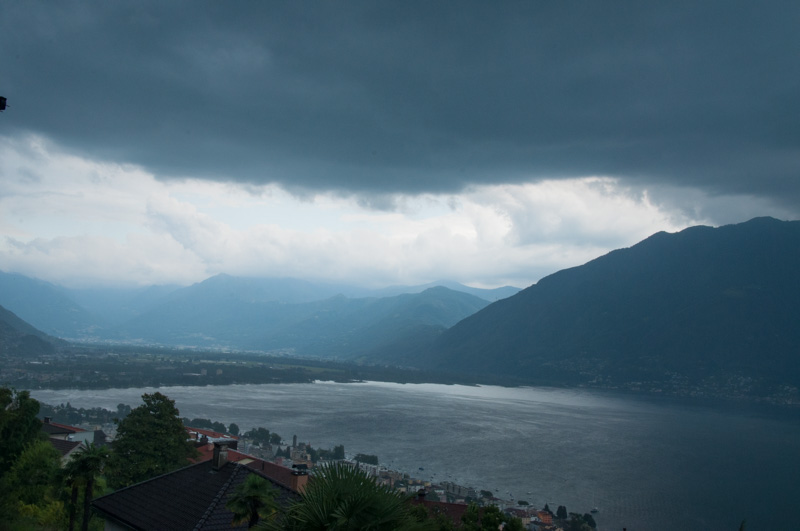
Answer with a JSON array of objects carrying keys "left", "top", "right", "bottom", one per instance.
[
  {"left": 116, "top": 403, "right": 131, "bottom": 419},
  {"left": 226, "top": 474, "right": 280, "bottom": 528},
  {"left": 4, "top": 439, "right": 62, "bottom": 505},
  {"left": 106, "top": 392, "right": 197, "bottom": 489},
  {"left": 503, "top": 516, "right": 525, "bottom": 531},
  {"left": 476, "top": 505, "right": 503, "bottom": 530},
  {"left": 460, "top": 502, "right": 480, "bottom": 529},
  {"left": 62, "top": 458, "right": 83, "bottom": 531},
  {"left": 283, "top": 462, "right": 431, "bottom": 530},
  {"left": 245, "top": 427, "right": 271, "bottom": 445},
  {"left": 582, "top": 512, "right": 597, "bottom": 528},
  {"left": 556, "top": 505, "right": 568, "bottom": 519},
  {"left": 307, "top": 446, "right": 320, "bottom": 463},
  {"left": 424, "top": 504, "right": 455, "bottom": 531},
  {"left": 75, "top": 444, "right": 110, "bottom": 531},
  {"left": 0, "top": 387, "right": 43, "bottom": 475},
  {"left": 565, "top": 514, "right": 592, "bottom": 531},
  {"left": 0, "top": 439, "right": 63, "bottom": 528},
  {"left": 229, "top": 422, "right": 240, "bottom": 436},
  {"left": 461, "top": 503, "right": 523, "bottom": 531},
  {"left": 333, "top": 444, "right": 345, "bottom": 460}
]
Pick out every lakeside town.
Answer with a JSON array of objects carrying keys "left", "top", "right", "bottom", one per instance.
[{"left": 37, "top": 401, "right": 598, "bottom": 530}]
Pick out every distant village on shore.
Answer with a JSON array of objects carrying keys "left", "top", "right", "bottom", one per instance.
[{"left": 41, "top": 406, "right": 596, "bottom": 530}]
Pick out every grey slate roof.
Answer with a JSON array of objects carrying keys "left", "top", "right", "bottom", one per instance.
[
  {"left": 92, "top": 460, "right": 298, "bottom": 530},
  {"left": 49, "top": 437, "right": 82, "bottom": 456}
]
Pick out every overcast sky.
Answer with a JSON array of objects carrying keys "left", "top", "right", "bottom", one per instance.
[{"left": 1, "top": 1, "right": 798, "bottom": 289}]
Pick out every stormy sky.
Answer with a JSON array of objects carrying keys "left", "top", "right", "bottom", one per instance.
[{"left": 1, "top": 1, "right": 798, "bottom": 289}]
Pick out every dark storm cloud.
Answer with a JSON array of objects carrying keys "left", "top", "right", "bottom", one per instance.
[{"left": 1, "top": 1, "right": 798, "bottom": 205}]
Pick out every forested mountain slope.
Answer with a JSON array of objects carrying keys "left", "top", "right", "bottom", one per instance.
[
  {"left": 428, "top": 217, "right": 800, "bottom": 391},
  {"left": 0, "top": 304, "right": 66, "bottom": 356}
]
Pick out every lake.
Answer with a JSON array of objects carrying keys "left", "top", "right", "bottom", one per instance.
[{"left": 31, "top": 382, "right": 800, "bottom": 531}]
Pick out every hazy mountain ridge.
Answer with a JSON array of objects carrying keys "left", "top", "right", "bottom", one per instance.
[
  {"left": 0, "top": 304, "right": 66, "bottom": 357},
  {"left": 255, "top": 286, "right": 490, "bottom": 361},
  {"left": 66, "top": 284, "right": 181, "bottom": 327},
  {"left": 426, "top": 217, "right": 800, "bottom": 393},
  {"left": 0, "top": 272, "right": 102, "bottom": 338},
  {"left": 111, "top": 286, "right": 489, "bottom": 354},
  {"left": 3, "top": 217, "right": 799, "bottom": 402},
  {"left": 0, "top": 270, "right": 501, "bottom": 353}
]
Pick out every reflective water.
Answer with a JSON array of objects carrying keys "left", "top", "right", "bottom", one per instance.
[{"left": 32, "top": 382, "right": 799, "bottom": 531}]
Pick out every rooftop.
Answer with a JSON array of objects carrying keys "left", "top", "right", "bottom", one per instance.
[
  {"left": 92, "top": 459, "right": 299, "bottom": 530},
  {"left": 48, "top": 438, "right": 83, "bottom": 457}
]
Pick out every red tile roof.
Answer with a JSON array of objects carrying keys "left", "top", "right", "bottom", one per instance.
[
  {"left": 50, "top": 421, "right": 85, "bottom": 432},
  {"left": 42, "top": 420, "right": 85, "bottom": 435},
  {"left": 191, "top": 443, "right": 302, "bottom": 491}
]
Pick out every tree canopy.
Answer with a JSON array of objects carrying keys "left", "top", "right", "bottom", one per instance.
[
  {"left": 0, "top": 439, "right": 64, "bottom": 528},
  {"left": 283, "top": 462, "right": 430, "bottom": 530},
  {"left": 0, "top": 387, "right": 43, "bottom": 475},
  {"left": 226, "top": 474, "right": 279, "bottom": 528},
  {"left": 106, "top": 392, "right": 196, "bottom": 489},
  {"left": 461, "top": 503, "right": 523, "bottom": 531}
]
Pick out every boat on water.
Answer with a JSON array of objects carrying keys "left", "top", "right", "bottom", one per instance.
[{"left": 590, "top": 507, "right": 599, "bottom": 514}]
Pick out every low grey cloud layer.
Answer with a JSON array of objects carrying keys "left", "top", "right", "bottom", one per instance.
[
  {"left": 1, "top": 2, "right": 798, "bottom": 290},
  {"left": 2, "top": 1, "right": 798, "bottom": 208}
]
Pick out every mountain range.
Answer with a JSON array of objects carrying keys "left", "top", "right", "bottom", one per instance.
[
  {"left": 2, "top": 217, "right": 799, "bottom": 398},
  {"left": 427, "top": 217, "right": 800, "bottom": 392},
  {"left": 0, "top": 304, "right": 66, "bottom": 357},
  {"left": 0, "top": 271, "right": 515, "bottom": 355}
]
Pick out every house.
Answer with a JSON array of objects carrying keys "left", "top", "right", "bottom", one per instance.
[
  {"left": 92, "top": 442, "right": 301, "bottom": 530},
  {"left": 185, "top": 426, "right": 238, "bottom": 444},
  {"left": 49, "top": 437, "right": 84, "bottom": 462},
  {"left": 42, "top": 417, "right": 109, "bottom": 447},
  {"left": 41, "top": 416, "right": 86, "bottom": 440},
  {"left": 410, "top": 489, "right": 472, "bottom": 528},
  {"left": 532, "top": 509, "right": 555, "bottom": 529},
  {"left": 41, "top": 417, "right": 89, "bottom": 462},
  {"left": 504, "top": 507, "right": 532, "bottom": 526},
  {"left": 192, "top": 439, "right": 309, "bottom": 493}
]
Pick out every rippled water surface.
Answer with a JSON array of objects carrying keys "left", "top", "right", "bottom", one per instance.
[{"left": 32, "top": 382, "right": 799, "bottom": 531}]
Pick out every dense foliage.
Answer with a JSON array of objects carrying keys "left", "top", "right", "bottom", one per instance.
[
  {"left": 0, "top": 386, "right": 107, "bottom": 530},
  {"left": 281, "top": 462, "right": 431, "bottom": 530},
  {"left": 39, "top": 401, "right": 130, "bottom": 426},
  {"left": 432, "top": 217, "right": 800, "bottom": 400},
  {"left": 460, "top": 503, "right": 524, "bottom": 531},
  {"left": 0, "top": 387, "right": 44, "bottom": 475},
  {"left": 226, "top": 474, "right": 280, "bottom": 528},
  {"left": 105, "top": 392, "right": 197, "bottom": 489}
]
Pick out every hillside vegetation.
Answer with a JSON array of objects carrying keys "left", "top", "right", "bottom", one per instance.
[{"left": 427, "top": 217, "right": 800, "bottom": 399}]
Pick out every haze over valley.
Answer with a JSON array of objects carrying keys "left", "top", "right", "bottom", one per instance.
[{"left": 3, "top": 217, "right": 799, "bottom": 405}]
